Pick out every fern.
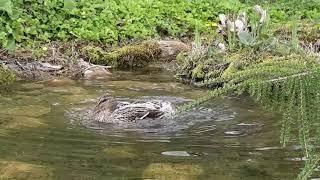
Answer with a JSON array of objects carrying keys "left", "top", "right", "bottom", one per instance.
[{"left": 177, "top": 46, "right": 320, "bottom": 179}]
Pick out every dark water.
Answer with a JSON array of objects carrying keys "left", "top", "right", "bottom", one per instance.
[{"left": 0, "top": 70, "right": 307, "bottom": 179}]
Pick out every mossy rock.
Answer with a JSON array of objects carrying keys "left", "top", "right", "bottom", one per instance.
[
  {"left": 82, "top": 41, "right": 161, "bottom": 69},
  {"left": 0, "top": 161, "right": 52, "bottom": 180},
  {"left": 143, "top": 163, "right": 203, "bottom": 180},
  {"left": 82, "top": 40, "right": 190, "bottom": 69},
  {"left": 103, "top": 146, "right": 138, "bottom": 159}
]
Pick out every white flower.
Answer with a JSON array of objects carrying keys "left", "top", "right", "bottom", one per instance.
[
  {"left": 217, "top": 43, "right": 227, "bottom": 52},
  {"left": 237, "top": 12, "right": 247, "bottom": 26},
  {"left": 254, "top": 5, "right": 267, "bottom": 24},
  {"left": 235, "top": 19, "right": 245, "bottom": 32},
  {"left": 227, "top": 20, "right": 235, "bottom": 32},
  {"left": 219, "top": 14, "right": 227, "bottom": 27}
]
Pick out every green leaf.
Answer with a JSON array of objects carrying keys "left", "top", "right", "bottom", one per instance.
[
  {"left": 64, "top": 0, "right": 76, "bottom": 10},
  {"left": 5, "top": 36, "right": 15, "bottom": 51},
  {"left": 238, "top": 31, "right": 255, "bottom": 46},
  {"left": 0, "top": 0, "right": 12, "bottom": 16}
]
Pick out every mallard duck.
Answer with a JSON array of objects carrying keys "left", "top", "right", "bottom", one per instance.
[{"left": 92, "top": 95, "right": 175, "bottom": 123}]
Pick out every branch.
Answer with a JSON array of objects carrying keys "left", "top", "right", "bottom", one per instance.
[{"left": 267, "top": 72, "right": 310, "bottom": 83}]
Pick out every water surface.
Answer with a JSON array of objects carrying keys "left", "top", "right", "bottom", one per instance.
[{"left": 0, "top": 70, "right": 307, "bottom": 179}]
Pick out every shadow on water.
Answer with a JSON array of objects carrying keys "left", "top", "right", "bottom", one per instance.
[{"left": 0, "top": 70, "right": 306, "bottom": 179}]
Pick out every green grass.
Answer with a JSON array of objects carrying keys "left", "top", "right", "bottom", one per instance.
[{"left": 0, "top": 0, "right": 319, "bottom": 50}]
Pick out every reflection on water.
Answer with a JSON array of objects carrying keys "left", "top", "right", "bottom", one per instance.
[{"left": 0, "top": 70, "right": 306, "bottom": 179}]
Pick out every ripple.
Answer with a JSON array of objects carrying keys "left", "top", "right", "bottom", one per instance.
[{"left": 161, "top": 151, "right": 191, "bottom": 157}]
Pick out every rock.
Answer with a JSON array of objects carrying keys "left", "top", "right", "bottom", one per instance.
[
  {"left": 143, "top": 163, "right": 203, "bottom": 180},
  {"left": 0, "top": 161, "right": 52, "bottom": 180},
  {"left": 83, "top": 66, "right": 112, "bottom": 79},
  {"left": 158, "top": 40, "right": 191, "bottom": 61}
]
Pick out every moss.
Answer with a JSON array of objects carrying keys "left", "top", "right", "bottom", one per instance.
[
  {"left": 0, "top": 65, "right": 16, "bottom": 87},
  {"left": 82, "top": 41, "right": 161, "bottom": 69},
  {"left": 191, "top": 64, "right": 205, "bottom": 79}
]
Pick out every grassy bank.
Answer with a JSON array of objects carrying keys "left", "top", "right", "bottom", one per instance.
[{"left": 0, "top": 0, "right": 319, "bottom": 50}]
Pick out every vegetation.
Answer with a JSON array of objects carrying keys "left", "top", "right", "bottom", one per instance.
[
  {"left": 0, "top": 0, "right": 319, "bottom": 50},
  {"left": 0, "top": 0, "right": 319, "bottom": 179},
  {"left": 177, "top": 4, "right": 320, "bottom": 180},
  {"left": 0, "top": 65, "right": 15, "bottom": 87}
]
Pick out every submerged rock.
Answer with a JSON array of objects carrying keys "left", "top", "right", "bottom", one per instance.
[
  {"left": 143, "top": 163, "right": 203, "bottom": 180},
  {"left": 0, "top": 161, "right": 52, "bottom": 180}
]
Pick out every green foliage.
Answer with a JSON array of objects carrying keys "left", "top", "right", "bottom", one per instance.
[
  {"left": 178, "top": 49, "right": 320, "bottom": 179},
  {"left": 177, "top": 5, "right": 320, "bottom": 176},
  {"left": 0, "top": 0, "right": 318, "bottom": 49}
]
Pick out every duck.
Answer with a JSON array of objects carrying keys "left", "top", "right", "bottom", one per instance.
[{"left": 91, "top": 95, "right": 175, "bottom": 124}]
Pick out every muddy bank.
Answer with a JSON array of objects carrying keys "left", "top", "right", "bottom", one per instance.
[{"left": 0, "top": 40, "right": 190, "bottom": 82}]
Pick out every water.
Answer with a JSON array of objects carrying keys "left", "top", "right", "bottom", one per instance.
[{"left": 0, "top": 69, "right": 307, "bottom": 179}]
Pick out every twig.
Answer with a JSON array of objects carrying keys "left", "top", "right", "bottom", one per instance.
[{"left": 140, "top": 112, "right": 150, "bottom": 120}]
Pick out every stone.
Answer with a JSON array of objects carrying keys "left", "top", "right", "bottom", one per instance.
[
  {"left": 158, "top": 40, "right": 191, "bottom": 61},
  {"left": 83, "top": 66, "right": 112, "bottom": 79},
  {"left": 143, "top": 163, "right": 203, "bottom": 180}
]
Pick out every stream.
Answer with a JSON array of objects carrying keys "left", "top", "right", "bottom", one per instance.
[{"left": 0, "top": 69, "right": 307, "bottom": 179}]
